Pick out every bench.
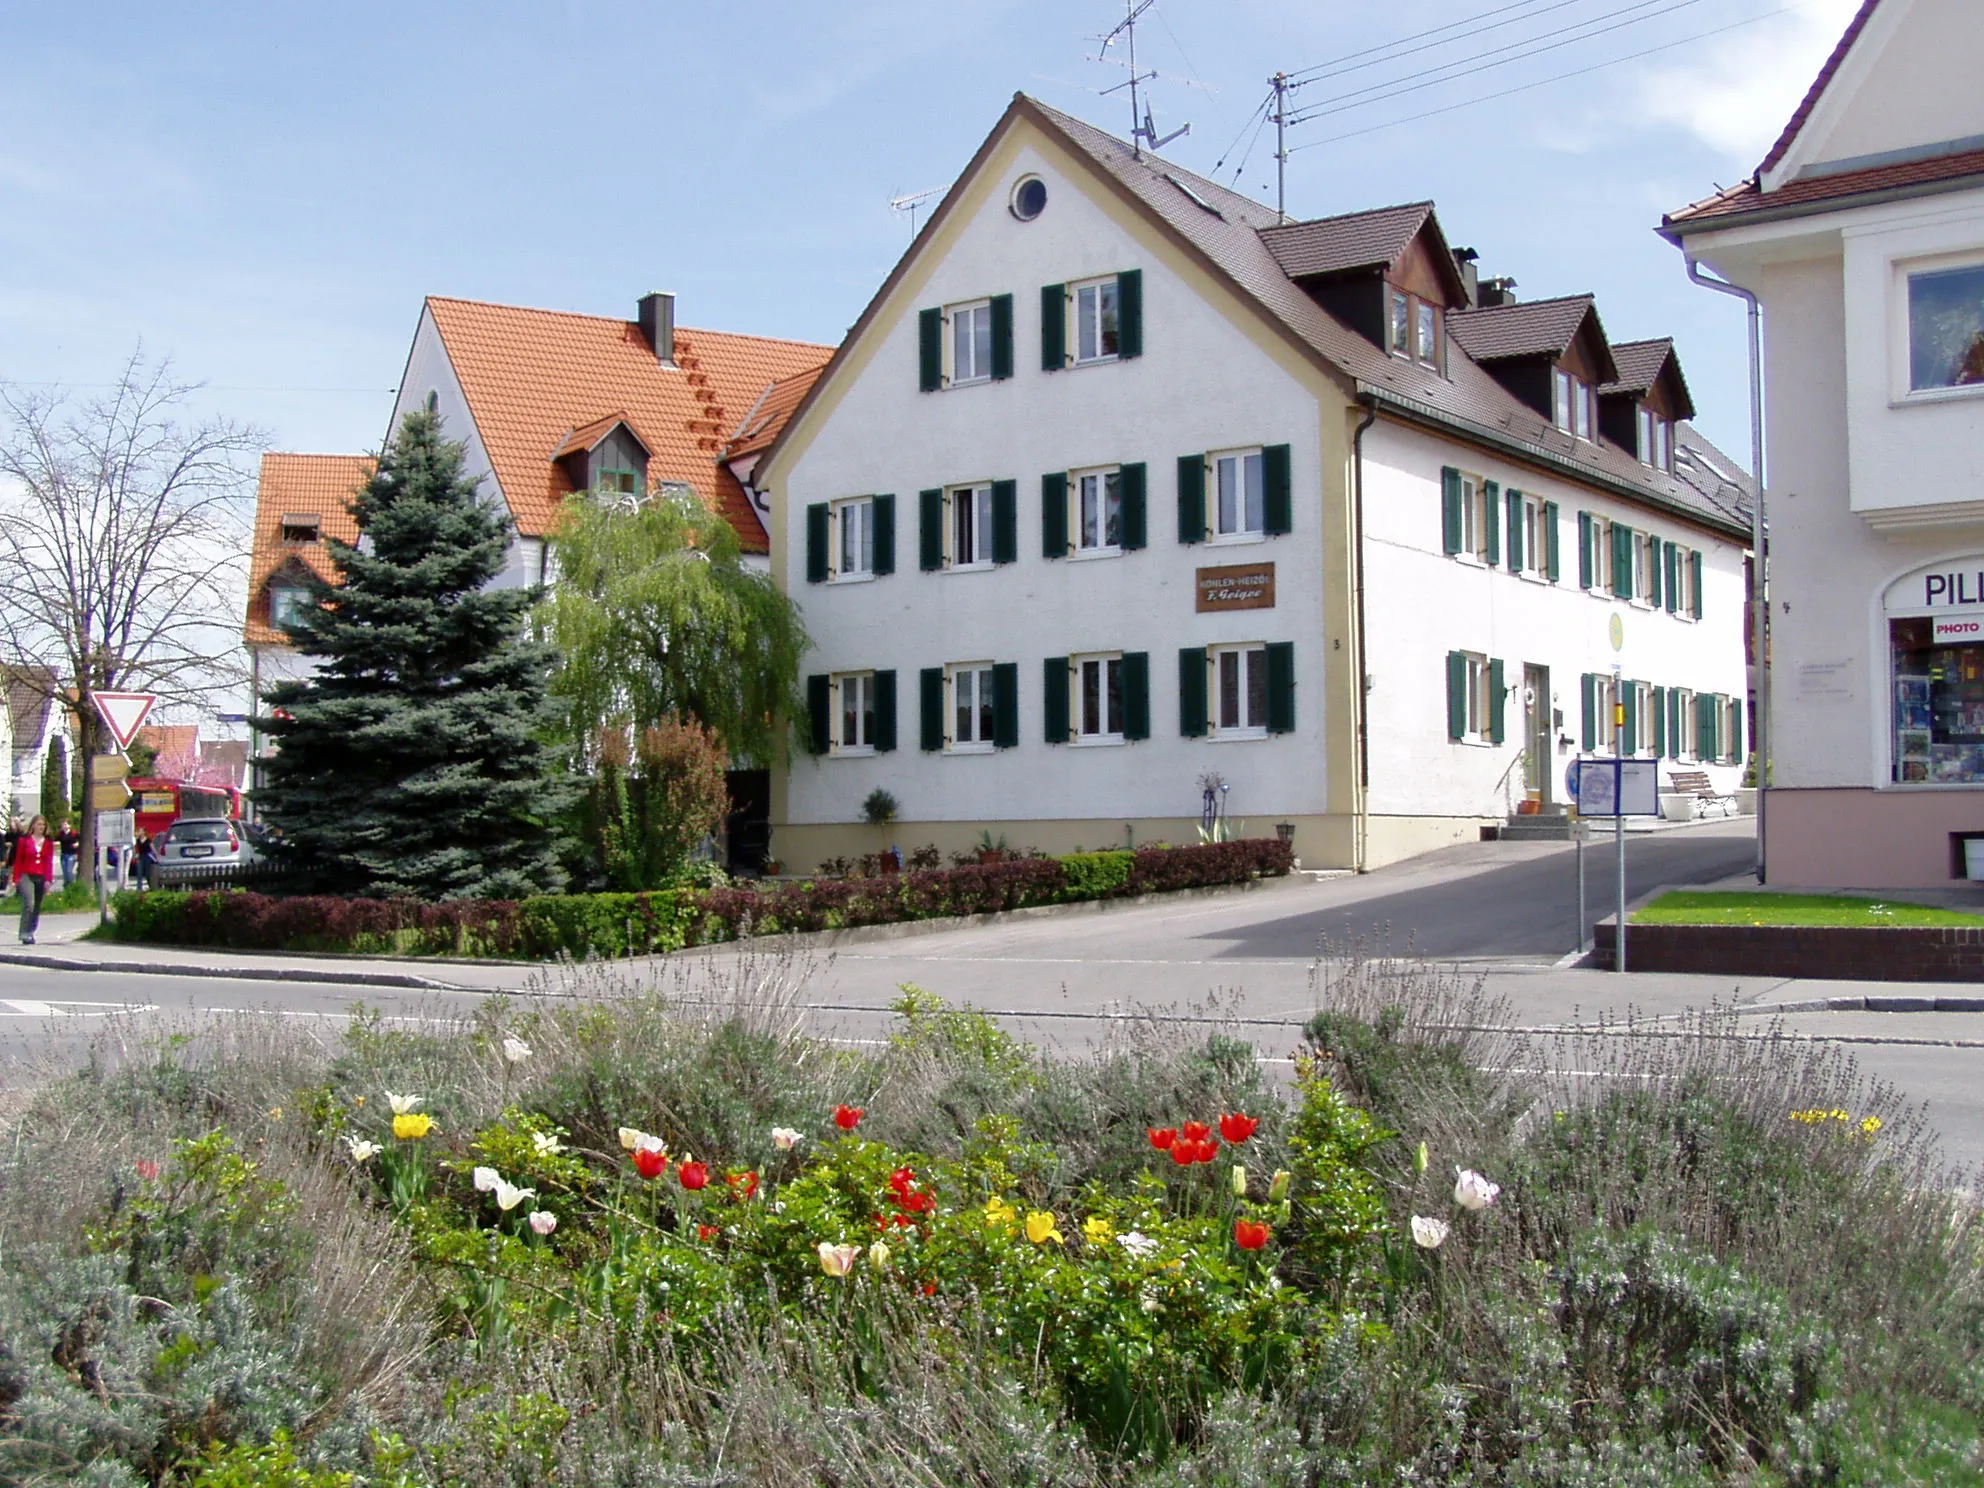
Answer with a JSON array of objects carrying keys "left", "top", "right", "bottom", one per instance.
[{"left": 1666, "top": 770, "right": 1738, "bottom": 818}]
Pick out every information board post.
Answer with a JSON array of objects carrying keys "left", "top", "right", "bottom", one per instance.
[
  {"left": 1614, "top": 667, "right": 1627, "bottom": 973},
  {"left": 1566, "top": 755, "right": 1659, "bottom": 970},
  {"left": 96, "top": 808, "right": 135, "bottom": 929}
]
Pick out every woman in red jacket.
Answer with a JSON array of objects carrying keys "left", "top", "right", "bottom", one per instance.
[{"left": 13, "top": 813, "right": 56, "bottom": 945}]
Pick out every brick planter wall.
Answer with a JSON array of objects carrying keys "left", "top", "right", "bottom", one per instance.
[{"left": 1592, "top": 920, "right": 1984, "bottom": 981}]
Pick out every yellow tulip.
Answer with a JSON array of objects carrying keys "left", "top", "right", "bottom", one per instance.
[
  {"left": 984, "top": 1196, "right": 1018, "bottom": 1229},
  {"left": 392, "top": 1112, "right": 434, "bottom": 1140},
  {"left": 1082, "top": 1216, "right": 1115, "bottom": 1247},
  {"left": 1025, "top": 1211, "right": 1064, "bottom": 1245}
]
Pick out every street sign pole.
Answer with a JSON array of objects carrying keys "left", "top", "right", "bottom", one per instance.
[{"left": 1613, "top": 666, "right": 1627, "bottom": 974}]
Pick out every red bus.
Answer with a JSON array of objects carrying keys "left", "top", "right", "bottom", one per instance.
[{"left": 128, "top": 778, "right": 244, "bottom": 839}]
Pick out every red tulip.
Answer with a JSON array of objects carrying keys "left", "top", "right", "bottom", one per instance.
[
  {"left": 1193, "top": 1138, "right": 1220, "bottom": 1164},
  {"left": 633, "top": 1148, "right": 669, "bottom": 1180},
  {"left": 834, "top": 1104, "right": 865, "bottom": 1130},
  {"left": 134, "top": 1159, "right": 162, "bottom": 1182},
  {"left": 698, "top": 1223, "right": 720, "bottom": 1242},
  {"left": 900, "top": 1189, "right": 935, "bottom": 1215},
  {"left": 1234, "top": 1219, "right": 1271, "bottom": 1250},
  {"left": 725, "top": 1170, "right": 760, "bottom": 1200},
  {"left": 887, "top": 1166, "right": 917, "bottom": 1199},
  {"left": 1218, "top": 1112, "right": 1259, "bottom": 1144},
  {"left": 1169, "top": 1140, "right": 1198, "bottom": 1166},
  {"left": 677, "top": 1160, "right": 710, "bottom": 1191},
  {"left": 1148, "top": 1127, "right": 1177, "bottom": 1150},
  {"left": 1181, "top": 1121, "right": 1212, "bottom": 1143}
]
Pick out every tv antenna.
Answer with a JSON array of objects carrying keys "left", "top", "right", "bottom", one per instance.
[
  {"left": 889, "top": 187, "right": 941, "bottom": 239},
  {"left": 1092, "top": 0, "right": 1189, "bottom": 157}
]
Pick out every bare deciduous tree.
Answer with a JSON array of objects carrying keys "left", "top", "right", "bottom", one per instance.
[{"left": 0, "top": 350, "right": 260, "bottom": 861}]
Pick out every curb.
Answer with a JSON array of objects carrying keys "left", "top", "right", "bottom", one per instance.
[
  {"left": 0, "top": 949, "right": 477, "bottom": 993},
  {"left": 1744, "top": 994, "right": 1984, "bottom": 1015}
]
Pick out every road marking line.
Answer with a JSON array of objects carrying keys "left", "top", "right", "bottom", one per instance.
[
  {"left": 0, "top": 998, "right": 157, "bottom": 1017},
  {"left": 2, "top": 1000, "right": 56, "bottom": 1016}
]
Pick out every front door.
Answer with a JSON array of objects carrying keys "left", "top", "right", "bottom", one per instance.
[{"left": 1523, "top": 664, "right": 1551, "bottom": 806}]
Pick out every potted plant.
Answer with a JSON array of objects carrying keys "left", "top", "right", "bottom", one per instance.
[
  {"left": 1736, "top": 755, "right": 1763, "bottom": 816},
  {"left": 862, "top": 788, "right": 899, "bottom": 827},
  {"left": 974, "top": 828, "right": 1009, "bottom": 865}
]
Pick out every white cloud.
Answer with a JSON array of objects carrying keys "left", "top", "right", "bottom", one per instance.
[{"left": 1636, "top": 0, "right": 1863, "bottom": 163}]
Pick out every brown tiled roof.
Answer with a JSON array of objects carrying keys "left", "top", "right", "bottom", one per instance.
[
  {"left": 552, "top": 412, "right": 647, "bottom": 462},
  {"left": 1602, "top": 337, "right": 1696, "bottom": 423},
  {"left": 1758, "top": 0, "right": 1885, "bottom": 176},
  {"left": 769, "top": 94, "right": 1748, "bottom": 541},
  {"left": 425, "top": 297, "right": 831, "bottom": 551},
  {"left": 1448, "top": 295, "right": 1609, "bottom": 369},
  {"left": 1665, "top": 146, "right": 1984, "bottom": 230},
  {"left": 6, "top": 664, "right": 61, "bottom": 751},
  {"left": 1259, "top": 202, "right": 1433, "bottom": 280},
  {"left": 724, "top": 366, "right": 825, "bottom": 463},
  {"left": 244, "top": 454, "right": 373, "bottom": 646}
]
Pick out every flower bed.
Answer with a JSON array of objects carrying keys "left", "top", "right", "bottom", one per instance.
[{"left": 102, "top": 838, "right": 1293, "bottom": 958}]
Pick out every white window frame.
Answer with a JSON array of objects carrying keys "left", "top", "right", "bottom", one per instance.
[
  {"left": 1517, "top": 494, "right": 1544, "bottom": 578},
  {"left": 1389, "top": 288, "right": 1411, "bottom": 359},
  {"left": 1631, "top": 533, "right": 1655, "bottom": 608},
  {"left": 269, "top": 585, "right": 309, "bottom": 631},
  {"left": 1211, "top": 448, "right": 1266, "bottom": 543},
  {"left": 1724, "top": 697, "right": 1743, "bottom": 765},
  {"left": 947, "top": 299, "right": 993, "bottom": 387},
  {"left": 1456, "top": 473, "right": 1489, "bottom": 564},
  {"left": 1209, "top": 643, "right": 1269, "bottom": 740},
  {"left": 1671, "top": 543, "right": 1695, "bottom": 618},
  {"left": 948, "top": 661, "right": 996, "bottom": 753},
  {"left": 1071, "top": 651, "right": 1125, "bottom": 744},
  {"left": 1672, "top": 688, "right": 1697, "bottom": 762},
  {"left": 1071, "top": 277, "right": 1120, "bottom": 365},
  {"left": 1461, "top": 651, "right": 1493, "bottom": 745},
  {"left": 1554, "top": 369, "right": 1593, "bottom": 438},
  {"left": 1633, "top": 681, "right": 1655, "bottom": 755},
  {"left": 833, "top": 671, "right": 876, "bottom": 756},
  {"left": 1593, "top": 674, "right": 1618, "bottom": 752},
  {"left": 830, "top": 495, "right": 874, "bottom": 582},
  {"left": 1900, "top": 253, "right": 1984, "bottom": 400},
  {"left": 1071, "top": 466, "right": 1123, "bottom": 556},
  {"left": 1416, "top": 300, "right": 1440, "bottom": 366},
  {"left": 948, "top": 483, "right": 995, "bottom": 571}
]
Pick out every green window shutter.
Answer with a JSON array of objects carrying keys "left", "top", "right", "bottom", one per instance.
[
  {"left": 1577, "top": 511, "right": 1592, "bottom": 588},
  {"left": 1262, "top": 443, "right": 1293, "bottom": 535},
  {"left": 1116, "top": 269, "right": 1143, "bottom": 359},
  {"left": 872, "top": 670, "right": 897, "bottom": 753},
  {"left": 1043, "top": 656, "right": 1070, "bottom": 743},
  {"left": 805, "top": 503, "right": 829, "bottom": 584},
  {"left": 1441, "top": 467, "right": 1463, "bottom": 554},
  {"left": 1740, "top": 697, "right": 1750, "bottom": 758},
  {"left": 1448, "top": 652, "right": 1469, "bottom": 742},
  {"left": 1663, "top": 542, "right": 1679, "bottom": 613},
  {"left": 992, "top": 662, "right": 1019, "bottom": 748},
  {"left": 1669, "top": 690, "right": 1683, "bottom": 757},
  {"left": 1647, "top": 540, "right": 1663, "bottom": 610},
  {"left": 1266, "top": 641, "right": 1296, "bottom": 734},
  {"left": 918, "top": 488, "right": 944, "bottom": 571},
  {"left": 1581, "top": 673, "right": 1596, "bottom": 752},
  {"left": 1178, "top": 647, "right": 1208, "bottom": 737},
  {"left": 872, "top": 494, "right": 896, "bottom": 575},
  {"left": 1545, "top": 502, "right": 1561, "bottom": 581},
  {"left": 1177, "top": 454, "right": 1206, "bottom": 544},
  {"left": 1041, "top": 472, "right": 1068, "bottom": 558},
  {"left": 1611, "top": 522, "right": 1632, "bottom": 597},
  {"left": 1652, "top": 686, "right": 1666, "bottom": 757},
  {"left": 1483, "top": 480, "right": 1500, "bottom": 566},
  {"left": 989, "top": 293, "right": 1014, "bottom": 380},
  {"left": 1488, "top": 658, "right": 1506, "bottom": 745},
  {"left": 807, "top": 674, "right": 831, "bottom": 755},
  {"left": 1120, "top": 462, "right": 1147, "bottom": 550},
  {"left": 1697, "top": 693, "right": 1715, "bottom": 762},
  {"left": 991, "top": 480, "right": 1018, "bottom": 564},
  {"left": 1122, "top": 651, "right": 1151, "bottom": 740},
  {"left": 918, "top": 308, "right": 942, "bottom": 392},
  {"left": 1040, "top": 284, "right": 1066, "bottom": 370},
  {"left": 919, "top": 667, "right": 944, "bottom": 752},
  {"left": 1505, "top": 488, "right": 1522, "bottom": 573},
  {"left": 1621, "top": 682, "right": 1638, "bottom": 755},
  {"left": 1690, "top": 551, "right": 1704, "bottom": 620}
]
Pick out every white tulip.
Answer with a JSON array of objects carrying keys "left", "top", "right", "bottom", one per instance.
[
  {"left": 385, "top": 1092, "right": 422, "bottom": 1115},
  {"left": 1453, "top": 1168, "right": 1501, "bottom": 1212},
  {"left": 531, "top": 1132, "right": 564, "bottom": 1155},
  {"left": 868, "top": 1240, "right": 891, "bottom": 1270},
  {"left": 502, "top": 1036, "right": 531, "bottom": 1064},
  {"left": 473, "top": 1166, "right": 500, "bottom": 1193},
  {"left": 494, "top": 1179, "right": 536, "bottom": 1212},
  {"left": 528, "top": 1211, "right": 558, "bottom": 1236},
  {"left": 1118, "top": 1230, "right": 1158, "bottom": 1258},
  {"left": 1410, "top": 1215, "right": 1450, "bottom": 1249},
  {"left": 771, "top": 1126, "right": 804, "bottom": 1150},
  {"left": 617, "top": 1126, "right": 645, "bottom": 1151},
  {"left": 344, "top": 1136, "right": 381, "bottom": 1163}
]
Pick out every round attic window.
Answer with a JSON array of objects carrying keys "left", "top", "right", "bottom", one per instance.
[{"left": 1010, "top": 176, "right": 1047, "bottom": 221}]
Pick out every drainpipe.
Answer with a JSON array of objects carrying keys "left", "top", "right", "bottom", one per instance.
[
  {"left": 1685, "top": 257, "right": 1768, "bottom": 883},
  {"left": 1352, "top": 396, "right": 1379, "bottom": 872}
]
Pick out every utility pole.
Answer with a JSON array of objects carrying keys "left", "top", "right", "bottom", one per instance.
[{"left": 1271, "top": 71, "right": 1289, "bottom": 220}]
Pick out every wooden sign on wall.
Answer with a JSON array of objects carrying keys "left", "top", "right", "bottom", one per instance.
[{"left": 1195, "top": 561, "right": 1275, "bottom": 612}]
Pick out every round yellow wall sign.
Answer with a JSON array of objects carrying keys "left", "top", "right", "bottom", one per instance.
[{"left": 1608, "top": 613, "right": 1625, "bottom": 651}]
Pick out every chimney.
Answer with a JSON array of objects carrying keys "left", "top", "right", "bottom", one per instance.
[
  {"left": 1477, "top": 276, "right": 1519, "bottom": 309},
  {"left": 1452, "top": 247, "right": 1480, "bottom": 308},
  {"left": 637, "top": 291, "right": 676, "bottom": 366}
]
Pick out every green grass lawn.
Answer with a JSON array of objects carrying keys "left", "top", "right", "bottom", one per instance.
[{"left": 1634, "top": 888, "right": 1984, "bottom": 927}]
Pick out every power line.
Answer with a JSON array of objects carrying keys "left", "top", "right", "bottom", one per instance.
[
  {"left": 1288, "top": 0, "right": 1706, "bottom": 126},
  {"left": 1288, "top": 0, "right": 1596, "bottom": 86},
  {"left": 1288, "top": 3, "right": 1804, "bottom": 151},
  {"left": 1210, "top": 90, "right": 1271, "bottom": 174}
]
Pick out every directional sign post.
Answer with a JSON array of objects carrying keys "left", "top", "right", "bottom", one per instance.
[
  {"left": 87, "top": 753, "right": 131, "bottom": 812},
  {"left": 91, "top": 691, "right": 156, "bottom": 753}
]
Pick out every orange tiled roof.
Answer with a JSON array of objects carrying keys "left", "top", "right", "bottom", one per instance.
[
  {"left": 425, "top": 297, "right": 831, "bottom": 552},
  {"left": 724, "top": 365, "right": 825, "bottom": 463},
  {"left": 244, "top": 453, "right": 374, "bottom": 646},
  {"left": 1665, "top": 146, "right": 1984, "bottom": 230}
]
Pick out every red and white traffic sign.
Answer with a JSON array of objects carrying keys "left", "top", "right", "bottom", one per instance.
[{"left": 92, "top": 691, "right": 157, "bottom": 751}]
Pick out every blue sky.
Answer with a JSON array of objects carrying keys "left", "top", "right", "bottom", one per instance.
[{"left": 1, "top": 0, "right": 1857, "bottom": 462}]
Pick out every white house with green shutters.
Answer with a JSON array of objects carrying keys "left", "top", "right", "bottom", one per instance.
[{"left": 750, "top": 95, "right": 1751, "bottom": 872}]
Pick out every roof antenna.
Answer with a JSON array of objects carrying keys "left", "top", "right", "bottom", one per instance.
[
  {"left": 889, "top": 187, "right": 941, "bottom": 240},
  {"left": 1092, "top": 0, "right": 1188, "bottom": 158}
]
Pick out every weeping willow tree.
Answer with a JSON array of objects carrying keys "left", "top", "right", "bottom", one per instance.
[{"left": 541, "top": 487, "right": 808, "bottom": 766}]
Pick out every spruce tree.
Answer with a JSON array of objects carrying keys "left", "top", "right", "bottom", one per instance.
[{"left": 256, "top": 404, "right": 567, "bottom": 899}]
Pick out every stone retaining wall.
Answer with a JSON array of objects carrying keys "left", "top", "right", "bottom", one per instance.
[{"left": 1592, "top": 920, "right": 1984, "bottom": 981}]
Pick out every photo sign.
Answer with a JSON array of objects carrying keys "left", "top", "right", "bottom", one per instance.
[
  {"left": 1195, "top": 561, "right": 1275, "bottom": 613},
  {"left": 1565, "top": 757, "right": 1659, "bottom": 818}
]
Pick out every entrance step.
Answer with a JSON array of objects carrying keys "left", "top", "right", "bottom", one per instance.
[{"left": 1499, "top": 814, "right": 1578, "bottom": 842}]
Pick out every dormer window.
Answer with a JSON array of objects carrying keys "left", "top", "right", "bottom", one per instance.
[
  {"left": 1553, "top": 369, "right": 1593, "bottom": 440},
  {"left": 597, "top": 466, "right": 639, "bottom": 498},
  {"left": 1388, "top": 287, "right": 1443, "bottom": 371},
  {"left": 1635, "top": 406, "right": 1673, "bottom": 470},
  {"left": 268, "top": 584, "right": 310, "bottom": 633},
  {"left": 279, "top": 514, "right": 320, "bottom": 544}
]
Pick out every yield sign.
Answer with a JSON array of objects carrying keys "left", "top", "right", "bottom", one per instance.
[{"left": 92, "top": 691, "right": 156, "bottom": 751}]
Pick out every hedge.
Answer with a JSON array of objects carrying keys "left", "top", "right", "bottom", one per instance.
[{"left": 104, "top": 837, "right": 1293, "bottom": 960}]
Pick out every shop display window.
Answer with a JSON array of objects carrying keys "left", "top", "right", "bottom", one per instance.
[{"left": 1890, "top": 616, "right": 1984, "bottom": 782}]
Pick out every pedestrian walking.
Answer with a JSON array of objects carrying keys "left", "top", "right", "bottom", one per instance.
[
  {"left": 13, "top": 814, "right": 55, "bottom": 945},
  {"left": 57, "top": 818, "right": 79, "bottom": 890},
  {"left": 1, "top": 816, "right": 20, "bottom": 879},
  {"left": 133, "top": 828, "right": 156, "bottom": 891}
]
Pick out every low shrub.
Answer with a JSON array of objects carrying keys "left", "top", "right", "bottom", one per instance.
[{"left": 105, "top": 839, "right": 1295, "bottom": 960}]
